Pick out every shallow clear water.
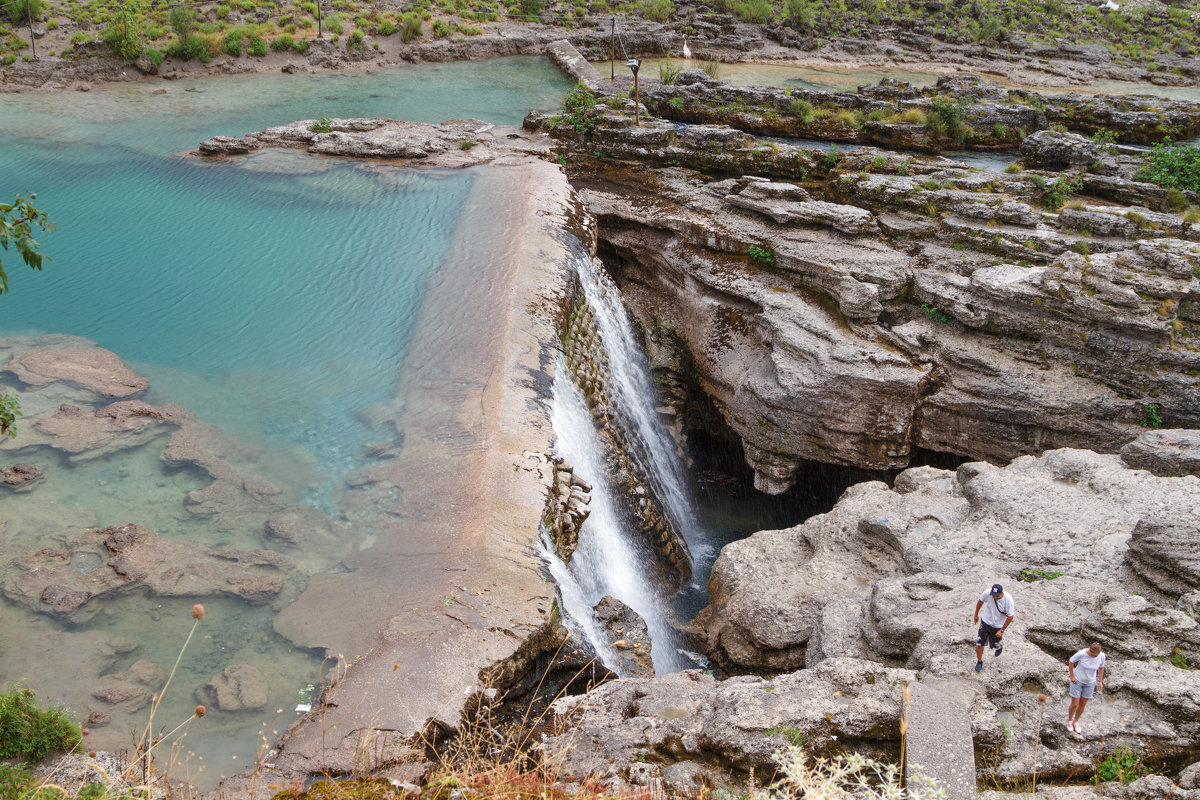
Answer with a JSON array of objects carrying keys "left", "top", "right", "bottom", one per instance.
[
  {"left": 592, "top": 58, "right": 943, "bottom": 91},
  {"left": 0, "top": 57, "right": 570, "bottom": 787},
  {"left": 595, "top": 57, "right": 1200, "bottom": 102}
]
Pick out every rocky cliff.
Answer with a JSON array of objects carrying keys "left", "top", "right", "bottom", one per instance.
[
  {"left": 542, "top": 446, "right": 1200, "bottom": 794},
  {"left": 538, "top": 75, "right": 1200, "bottom": 493}
]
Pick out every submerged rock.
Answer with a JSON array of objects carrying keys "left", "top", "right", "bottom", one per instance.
[
  {"left": 3, "top": 523, "right": 296, "bottom": 622},
  {"left": 2, "top": 342, "right": 148, "bottom": 399},
  {"left": 0, "top": 463, "right": 43, "bottom": 491},
  {"left": 196, "top": 664, "right": 269, "bottom": 711}
]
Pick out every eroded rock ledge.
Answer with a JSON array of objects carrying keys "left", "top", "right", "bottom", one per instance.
[
  {"left": 538, "top": 76, "right": 1199, "bottom": 492},
  {"left": 546, "top": 447, "right": 1200, "bottom": 794},
  {"left": 197, "top": 117, "right": 515, "bottom": 165}
]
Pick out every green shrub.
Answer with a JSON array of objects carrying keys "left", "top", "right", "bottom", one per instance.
[
  {"left": 169, "top": 5, "right": 197, "bottom": 36},
  {"left": 784, "top": 0, "right": 814, "bottom": 28},
  {"left": 557, "top": 82, "right": 597, "bottom": 134},
  {"left": 271, "top": 32, "right": 293, "bottom": 50},
  {"left": 247, "top": 33, "right": 267, "bottom": 54},
  {"left": 1, "top": 0, "right": 41, "bottom": 25},
  {"left": 377, "top": 15, "right": 397, "bottom": 34},
  {"left": 788, "top": 97, "right": 814, "bottom": 123},
  {"left": 1140, "top": 402, "right": 1163, "bottom": 428},
  {"left": 1095, "top": 746, "right": 1144, "bottom": 784},
  {"left": 222, "top": 29, "right": 244, "bottom": 56},
  {"left": 638, "top": 0, "right": 672, "bottom": 21},
  {"left": 1091, "top": 128, "right": 1119, "bottom": 154},
  {"left": 146, "top": 46, "right": 162, "bottom": 64},
  {"left": 1019, "top": 567, "right": 1065, "bottom": 581},
  {"left": 432, "top": 17, "right": 452, "bottom": 36},
  {"left": 659, "top": 56, "right": 681, "bottom": 85},
  {"left": 325, "top": 16, "right": 343, "bottom": 34},
  {"left": 0, "top": 761, "right": 34, "bottom": 800},
  {"left": 1044, "top": 176, "right": 1082, "bottom": 211},
  {"left": 732, "top": 0, "right": 772, "bottom": 23},
  {"left": 1136, "top": 141, "right": 1200, "bottom": 193},
  {"left": 1164, "top": 187, "right": 1188, "bottom": 211},
  {"left": 820, "top": 145, "right": 841, "bottom": 171},
  {"left": 927, "top": 96, "right": 967, "bottom": 142},
  {"left": 166, "top": 31, "right": 210, "bottom": 61},
  {"left": 701, "top": 58, "right": 721, "bottom": 79},
  {"left": 399, "top": 11, "right": 421, "bottom": 41},
  {"left": 347, "top": 27, "right": 364, "bottom": 46},
  {"left": 103, "top": 25, "right": 144, "bottom": 60},
  {"left": 0, "top": 687, "right": 82, "bottom": 761},
  {"left": 748, "top": 245, "right": 774, "bottom": 265},
  {"left": 70, "top": 30, "right": 89, "bottom": 44},
  {"left": 921, "top": 303, "right": 951, "bottom": 323},
  {"left": 310, "top": 116, "right": 333, "bottom": 133}
]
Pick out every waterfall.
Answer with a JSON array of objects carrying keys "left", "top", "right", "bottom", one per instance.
[
  {"left": 570, "top": 256, "right": 704, "bottom": 559},
  {"left": 544, "top": 254, "right": 720, "bottom": 674},
  {"left": 549, "top": 361, "right": 689, "bottom": 673}
]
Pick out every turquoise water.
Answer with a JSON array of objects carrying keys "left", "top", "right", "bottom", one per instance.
[
  {"left": 0, "top": 57, "right": 570, "bottom": 787},
  {"left": 0, "top": 56, "right": 571, "bottom": 492}
]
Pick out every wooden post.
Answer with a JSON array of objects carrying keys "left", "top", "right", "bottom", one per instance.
[
  {"left": 317, "top": 0, "right": 322, "bottom": 38},
  {"left": 609, "top": 18, "right": 614, "bottom": 81}
]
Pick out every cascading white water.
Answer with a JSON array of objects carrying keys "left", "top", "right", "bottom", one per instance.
[
  {"left": 548, "top": 360, "right": 689, "bottom": 673},
  {"left": 569, "top": 255, "right": 707, "bottom": 564}
]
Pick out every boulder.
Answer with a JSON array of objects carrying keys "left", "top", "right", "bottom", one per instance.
[
  {"left": 1120, "top": 429, "right": 1200, "bottom": 477},
  {"left": 1019, "top": 129, "right": 1101, "bottom": 168},
  {"left": 592, "top": 596, "right": 653, "bottom": 678},
  {"left": 196, "top": 664, "right": 269, "bottom": 711},
  {"left": 539, "top": 658, "right": 918, "bottom": 792}
]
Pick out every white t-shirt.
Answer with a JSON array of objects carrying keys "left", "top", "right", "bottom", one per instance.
[
  {"left": 979, "top": 591, "right": 1015, "bottom": 629},
  {"left": 1070, "top": 650, "right": 1107, "bottom": 684}
]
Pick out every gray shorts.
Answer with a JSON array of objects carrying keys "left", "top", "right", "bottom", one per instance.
[{"left": 1070, "top": 680, "right": 1096, "bottom": 699}]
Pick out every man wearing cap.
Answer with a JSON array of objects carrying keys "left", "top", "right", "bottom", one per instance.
[
  {"left": 1067, "top": 641, "right": 1106, "bottom": 732},
  {"left": 972, "top": 583, "right": 1014, "bottom": 672}
]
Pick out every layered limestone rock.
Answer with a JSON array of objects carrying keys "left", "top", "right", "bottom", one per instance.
[
  {"left": 197, "top": 118, "right": 505, "bottom": 166},
  {"left": 639, "top": 71, "right": 1200, "bottom": 153},
  {"left": 546, "top": 448, "right": 1200, "bottom": 793},
  {"left": 545, "top": 82, "right": 1200, "bottom": 492}
]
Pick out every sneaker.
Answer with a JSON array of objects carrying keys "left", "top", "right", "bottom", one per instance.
[
  {"left": 994, "top": 644, "right": 1004, "bottom": 658},
  {"left": 974, "top": 661, "right": 984, "bottom": 672}
]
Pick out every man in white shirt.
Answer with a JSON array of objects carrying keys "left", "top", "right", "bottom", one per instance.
[
  {"left": 972, "top": 583, "right": 1015, "bottom": 672},
  {"left": 1067, "top": 641, "right": 1106, "bottom": 733}
]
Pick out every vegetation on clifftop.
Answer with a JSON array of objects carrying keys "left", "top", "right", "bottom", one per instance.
[{"left": 1, "top": 0, "right": 1199, "bottom": 77}]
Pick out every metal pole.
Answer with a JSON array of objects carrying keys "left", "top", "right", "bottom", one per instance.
[
  {"left": 610, "top": 18, "right": 614, "bottom": 81},
  {"left": 26, "top": 0, "right": 35, "bottom": 59},
  {"left": 633, "top": 69, "right": 639, "bottom": 127}
]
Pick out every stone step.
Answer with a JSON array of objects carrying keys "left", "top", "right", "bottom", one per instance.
[{"left": 905, "top": 676, "right": 977, "bottom": 800}]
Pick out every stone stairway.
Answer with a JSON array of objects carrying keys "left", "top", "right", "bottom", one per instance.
[{"left": 905, "top": 676, "right": 978, "bottom": 799}]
